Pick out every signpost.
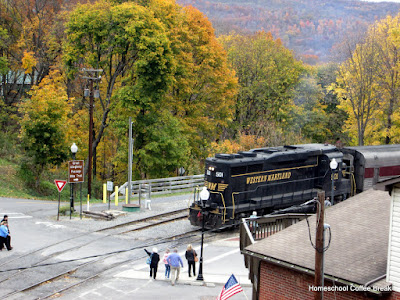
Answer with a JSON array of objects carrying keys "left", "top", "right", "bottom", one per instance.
[
  {"left": 54, "top": 180, "right": 67, "bottom": 221},
  {"left": 69, "top": 160, "right": 84, "bottom": 219}
]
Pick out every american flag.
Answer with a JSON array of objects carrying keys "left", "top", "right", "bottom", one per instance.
[{"left": 217, "top": 274, "right": 244, "bottom": 300}]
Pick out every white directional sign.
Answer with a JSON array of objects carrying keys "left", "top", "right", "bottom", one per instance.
[{"left": 107, "top": 181, "right": 114, "bottom": 192}]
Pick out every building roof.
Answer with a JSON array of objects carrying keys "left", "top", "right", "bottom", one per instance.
[{"left": 245, "top": 189, "right": 390, "bottom": 286}]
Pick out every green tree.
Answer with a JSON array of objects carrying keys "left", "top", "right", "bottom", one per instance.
[
  {"left": 111, "top": 0, "right": 237, "bottom": 178},
  {"left": 219, "top": 31, "right": 304, "bottom": 139},
  {"left": 291, "top": 73, "right": 330, "bottom": 143},
  {"left": 63, "top": 0, "right": 175, "bottom": 177},
  {"left": 19, "top": 70, "right": 70, "bottom": 189}
]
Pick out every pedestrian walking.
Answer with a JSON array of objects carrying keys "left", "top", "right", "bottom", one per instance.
[
  {"left": 144, "top": 248, "right": 160, "bottom": 279},
  {"left": 0, "top": 223, "right": 12, "bottom": 251},
  {"left": 167, "top": 248, "right": 183, "bottom": 286},
  {"left": 185, "top": 244, "right": 197, "bottom": 277},
  {"left": 163, "top": 248, "right": 171, "bottom": 279},
  {"left": 0, "top": 215, "right": 12, "bottom": 251}
]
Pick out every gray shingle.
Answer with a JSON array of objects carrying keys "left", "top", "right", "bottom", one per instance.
[{"left": 245, "top": 189, "right": 390, "bottom": 285}]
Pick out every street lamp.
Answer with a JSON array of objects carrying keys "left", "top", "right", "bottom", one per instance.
[
  {"left": 330, "top": 158, "right": 338, "bottom": 205},
  {"left": 70, "top": 143, "right": 78, "bottom": 214},
  {"left": 197, "top": 186, "right": 210, "bottom": 281}
]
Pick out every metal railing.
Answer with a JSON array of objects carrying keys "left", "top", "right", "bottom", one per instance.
[
  {"left": 110, "top": 174, "right": 204, "bottom": 200},
  {"left": 240, "top": 213, "right": 311, "bottom": 268}
]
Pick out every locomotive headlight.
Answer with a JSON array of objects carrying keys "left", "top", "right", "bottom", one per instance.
[{"left": 208, "top": 166, "right": 215, "bottom": 171}]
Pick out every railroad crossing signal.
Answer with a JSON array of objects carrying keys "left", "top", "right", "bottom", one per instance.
[{"left": 54, "top": 180, "right": 67, "bottom": 193}]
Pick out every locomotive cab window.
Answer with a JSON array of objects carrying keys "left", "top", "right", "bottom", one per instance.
[
  {"left": 232, "top": 166, "right": 247, "bottom": 175},
  {"left": 248, "top": 164, "right": 263, "bottom": 173}
]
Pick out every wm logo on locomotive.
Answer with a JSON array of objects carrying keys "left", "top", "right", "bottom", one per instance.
[{"left": 205, "top": 182, "right": 229, "bottom": 192}]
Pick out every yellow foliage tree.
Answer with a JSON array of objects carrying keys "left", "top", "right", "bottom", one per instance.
[{"left": 19, "top": 70, "right": 72, "bottom": 189}]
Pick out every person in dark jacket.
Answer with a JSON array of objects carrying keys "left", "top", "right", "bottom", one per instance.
[
  {"left": 0, "top": 215, "right": 12, "bottom": 251},
  {"left": 185, "top": 244, "right": 197, "bottom": 277},
  {"left": 145, "top": 248, "right": 160, "bottom": 279}
]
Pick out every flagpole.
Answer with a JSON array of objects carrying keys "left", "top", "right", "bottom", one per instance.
[{"left": 242, "top": 291, "right": 249, "bottom": 300}]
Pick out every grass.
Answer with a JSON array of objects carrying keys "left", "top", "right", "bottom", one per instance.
[{"left": 0, "top": 158, "right": 193, "bottom": 203}]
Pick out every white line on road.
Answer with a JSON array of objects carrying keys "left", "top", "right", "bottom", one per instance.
[{"left": 0, "top": 212, "right": 32, "bottom": 219}]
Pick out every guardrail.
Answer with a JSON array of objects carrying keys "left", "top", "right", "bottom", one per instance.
[
  {"left": 240, "top": 213, "right": 311, "bottom": 268},
  {"left": 110, "top": 174, "right": 205, "bottom": 200}
]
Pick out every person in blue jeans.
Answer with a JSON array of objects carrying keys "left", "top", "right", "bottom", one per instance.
[
  {"left": 167, "top": 248, "right": 183, "bottom": 286},
  {"left": 162, "top": 248, "right": 171, "bottom": 279}
]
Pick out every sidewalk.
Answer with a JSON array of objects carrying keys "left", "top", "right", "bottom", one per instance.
[{"left": 115, "top": 237, "right": 252, "bottom": 288}]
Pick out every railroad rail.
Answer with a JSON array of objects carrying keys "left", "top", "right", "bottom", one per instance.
[{"left": 0, "top": 208, "right": 204, "bottom": 299}]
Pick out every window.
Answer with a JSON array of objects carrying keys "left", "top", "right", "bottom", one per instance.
[{"left": 232, "top": 166, "right": 247, "bottom": 175}]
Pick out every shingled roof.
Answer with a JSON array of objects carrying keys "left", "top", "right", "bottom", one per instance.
[{"left": 245, "top": 189, "right": 390, "bottom": 286}]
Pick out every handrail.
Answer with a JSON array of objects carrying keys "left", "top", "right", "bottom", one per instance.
[
  {"left": 239, "top": 213, "right": 311, "bottom": 251},
  {"left": 110, "top": 174, "right": 205, "bottom": 199}
]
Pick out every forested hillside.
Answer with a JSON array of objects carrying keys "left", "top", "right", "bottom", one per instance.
[
  {"left": 2, "top": 0, "right": 400, "bottom": 200},
  {"left": 177, "top": 0, "right": 400, "bottom": 63}
]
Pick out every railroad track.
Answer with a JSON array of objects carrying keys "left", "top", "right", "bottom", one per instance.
[
  {"left": 0, "top": 208, "right": 200, "bottom": 299},
  {"left": 1, "top": 229, "right": 206, "bottom": 300},
  {"left": 0, "top": 208, "right": 189, "bottom": 270}
]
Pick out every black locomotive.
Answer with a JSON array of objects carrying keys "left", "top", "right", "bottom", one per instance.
[{"left": 189, "top": 143, "right": 400, "bottom": 229}]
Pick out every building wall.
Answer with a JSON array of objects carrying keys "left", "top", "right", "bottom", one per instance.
[
  {"left": 387, "top": 188, "right": 400, "bottom": 292},
  {"left": 259, "top": 261, "right": 385, "bottom": 300}
]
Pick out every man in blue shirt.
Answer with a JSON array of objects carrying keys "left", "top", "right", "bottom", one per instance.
[
  {"left": 0, "top": 224, "right": 12, "bottom": 251},
  {"left": 167, "top": 248, "right": 183, "bottom": 285}
]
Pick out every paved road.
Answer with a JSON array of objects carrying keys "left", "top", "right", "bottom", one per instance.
[{"left": 0, "top": 196, "right": 253, "bottom": 300}]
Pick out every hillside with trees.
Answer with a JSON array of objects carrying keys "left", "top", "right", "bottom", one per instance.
[
  {"left": 2, "top": 0, "right": 400, "bottom": 200},
  {"left": 176, "top": 0, "right": 400, "bottom": 63}
]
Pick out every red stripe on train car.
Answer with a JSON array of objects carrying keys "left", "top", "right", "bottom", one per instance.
[{"left": 364, "top": 166, "right": 400, "bottom": 178}]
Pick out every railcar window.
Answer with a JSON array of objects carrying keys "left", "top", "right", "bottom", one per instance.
[
  {"left": 248, "top": 164, "right": 263, "bottom": 172},
  {"left": 232, "top": 166, "right": 247, "bottom": 175}
]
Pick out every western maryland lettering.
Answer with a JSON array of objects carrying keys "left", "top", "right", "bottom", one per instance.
[{"left": 246, "top": 172, "right": 292, "bottom": 185}]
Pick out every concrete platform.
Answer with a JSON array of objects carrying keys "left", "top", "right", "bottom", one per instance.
[{"left": 115, "top": 241, "right": 252, "bottom": 287}]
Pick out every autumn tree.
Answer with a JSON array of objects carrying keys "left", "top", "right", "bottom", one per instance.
[
  {"left": 64, "top": 0, "right": 175, "bottom": 178},
  {"left": 219, "top": 31, "right": 303, "bottom": 142},
  {"left": 145, "top": 1, "right": 237, "bottom": 162},
  {"left": 19, "top": 70, "right": 71, "bottom": 189},
  {"left": 372, "top": 15, "right": 400, "bottom": 144},
  {"left": 334, "top": 38, "right": 381, "bottom": 146},
  {"left": 111, "top": 0, "right": 237, "bottom": 178},
  {"left": 333, "top": 15, "right": 400, "bottom": 146}
]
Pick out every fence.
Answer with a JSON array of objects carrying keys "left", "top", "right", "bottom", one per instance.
[
  {"left": 110, "top": 174, "right": 205, "bottom": 200},
  {"left": 239, "top": 213, "right": 311, "bottom": 268}
]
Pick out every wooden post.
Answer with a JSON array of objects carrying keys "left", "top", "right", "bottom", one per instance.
[{"left": 314, "top": 191, "right": 325, "bottom": 300}]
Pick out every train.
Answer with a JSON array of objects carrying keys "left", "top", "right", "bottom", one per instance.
[{"left": 188, "top": 143, "right": 400, "bottom": 229}]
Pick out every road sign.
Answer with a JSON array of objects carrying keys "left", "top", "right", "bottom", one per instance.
[
  {"left": 54, "top": 180, "right": 67, "bottom": 193},
  {"left": 69, "top": 160, "right": 84, "bottom": 183},
  {"left": 107, "top": 181, "right": 114, "bottom": 192}
]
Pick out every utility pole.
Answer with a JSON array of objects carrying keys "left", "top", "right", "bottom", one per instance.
[
  {"left": 82, "top": 68, "right": 102, "bottom": 199},
  {"left": 314, "top": 191, "right": 325, "bottom": 300}
]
